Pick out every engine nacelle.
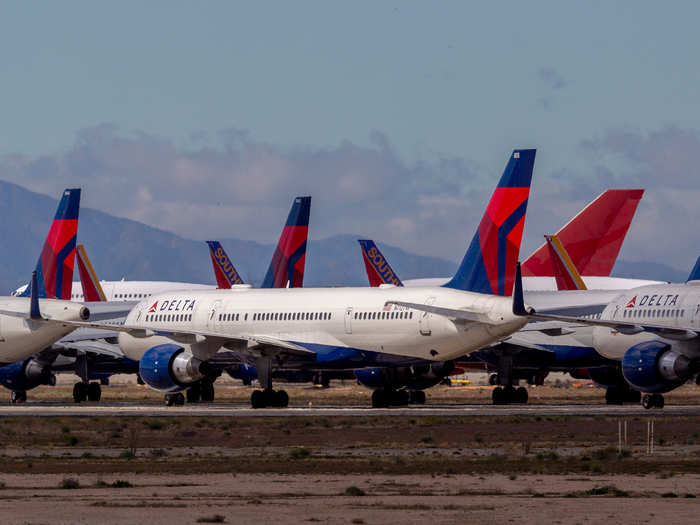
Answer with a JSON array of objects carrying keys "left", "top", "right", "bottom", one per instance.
[
  {"left": 355, "top": 361, "right": 455, "bottom": 390},
  {"left": 0, "top": 358, "right": 56, "bottom": 392},
  {"left": 139, "top": 344, "right": 205, "bottom": 393},
  {"left": 621, "top": 341, "right": 698, "bottom": 394}
]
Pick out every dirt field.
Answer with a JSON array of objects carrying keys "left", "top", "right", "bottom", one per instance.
[{"left": 3, "top": 378, "right": 700, "bottom": 523}]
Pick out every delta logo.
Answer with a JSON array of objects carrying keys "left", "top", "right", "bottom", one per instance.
[
  {"left": 148, "top": 301, "right": 158, "bottom": 313},
  {"left": 625, "top": 296, "right": 636, "bottom": 308}
]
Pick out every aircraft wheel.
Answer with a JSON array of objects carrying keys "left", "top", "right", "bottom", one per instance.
[
  {"left": 276, "top": 390, "right": 289, "bottom": 407},
  {"left": 492, "top": 386, "right": 506, "bottom": 405},
  {"left": 87, "top": 382, "right": 102, "bottom": 402},
  {"left": 174, "top": 393, "right": 185, "bottom": 406},
  {"left": 409, "top": 390, "right": 426, "bottom": 405},
  {"left": 642, "top": 394, "right": 653, "bottom": 409},
  {"left": 371, "top": 389, "right": 389, "bottom": 408},
  {"left": 186, "top": 383, "right": 201, "bottom": 404},
  {"left": 516, "top": 386, "right": 528, "bottom": 404},
  {"left": 251, "top": 390, "right": 265, "bottom": 409},
  {"left": 200, "top": 379, "right": 215, "bottom": 402},
  {"left": 627, "top": 389, "right": 642, "bottom": 404},
  {"left": 488, "top": 374, "right": 498, "bottom": 386},
  {"left": 504, "top": 385, "right": 517, "bottom": 403},
  {"left": 10, "top": 391, "right": 26, "bottom": 404},
  {"left": 73, "top": 382, "right": 88, "bottom": 403},
  {"left": 653, "top": 394, "right": 664, "bottom": 409}
]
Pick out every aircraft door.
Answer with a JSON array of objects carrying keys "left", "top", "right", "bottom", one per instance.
[
  {"left": 207, "top": 300, "right": 222, "bottom": 329},
  {"left": 344, "top": 308, "right": 353, "bottom": 334},
  {"left": 419, "top": 297, "right": 436, "bottom": 336}
]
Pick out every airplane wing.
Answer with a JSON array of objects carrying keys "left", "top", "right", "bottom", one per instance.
[
  {"left": 513, "top": 263, "right": 700, "bottom": 341},
  {"left": 384, "top": 301, "right": 488, "bottom": 323}
]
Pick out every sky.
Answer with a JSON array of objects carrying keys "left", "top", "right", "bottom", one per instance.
[{"left": 1, "top": 1, "right": 699, "bottom": 270}]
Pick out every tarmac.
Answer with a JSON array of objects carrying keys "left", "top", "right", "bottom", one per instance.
[{"left": 1, "top": 402, "right": 698, "bottom": 417}]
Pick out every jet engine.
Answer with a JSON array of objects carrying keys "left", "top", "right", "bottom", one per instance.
[
  {"left": 138, "top": 344, "right": 206, "bottom": 393},
  {"left": 0, "top": 358, "right": 56, "bottom": 392},
  {"left": 355, "top": 361, "right": 455, "bottom": 391},
  {"left": 621, "top": 340, "right": 699, "bottom": 394}
]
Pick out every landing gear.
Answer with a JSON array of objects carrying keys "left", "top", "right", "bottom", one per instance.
[
  {"left": 10, "top": 391, "right": 27, "bottom": 404},
  {"left": 491, "top": 385, "right": 528, "bottom": 405},
  {"left": 200, "top": 378, "right": 215, "bottom": 402},
  {"left": 87, "top": 382, "right": 101, "bottom": 402},
  {"left": 642, "top": 393, "right": 664, "bottom": 409},
  {"left": 409, "top": 390, "right": 426, "bottom": 405},
  {"left": 72, "top": 382, "right": 87, "bottom": 403},
  {"left": 250, "top": 357, "right": 288, "bottom": 408},
  {"left": 186, "top": 382, "right": 201, "bottom": 403},
  {"left": 489, "top": 374, "right": 498, "bottom": 386},
  {"left": 371, "top": 389, "right": 412, "bottom": 408},
  {"left": 605, "top": 385, "right": 641, "bottom": 405},
  {"left": 165, "top": 393, "right": 185, "bottom": 406},
  {"left": 250, "top": 389, "right": 288, "bottom": 408}
]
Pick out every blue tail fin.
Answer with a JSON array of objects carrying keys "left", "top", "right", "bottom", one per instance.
[
  {"left": 688, "top": 257, "right": 700, "bottom": 282},
  {"left": 20, "top": 188, "right": 81, "bottom": 300},
  {"left": 443, "top": 150, "right": 535, "bottom": 296},
  {"left": 358, "top": 240, "right": 403, "bottom": 287},
  {"left": 262, "top": 196, "right": 311, "bottom": 288},
  {"left": 206, "top": 241, "right": 245, "bottom": 288}
]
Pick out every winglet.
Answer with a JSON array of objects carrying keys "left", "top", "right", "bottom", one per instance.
[
  {"left": 688, "top": 256, "right": 700, "bottom": 282},
  {"left": 544, "top": 234, "right": 587, "bottom": 291},
  {"left": 358, "top": 239, "right": 403, "bottom": 287},
  {"left": 30, "top": 271, "right": 41, "bottom": 319},
  {"left": 206, "top": 241, "right": 244, "bottom": 288},
  {"left": 76, "top": 244, "right": 107, "bottom": 301},
  {"left": 512, "top": 263, "right": 532, "bottom": 317}
]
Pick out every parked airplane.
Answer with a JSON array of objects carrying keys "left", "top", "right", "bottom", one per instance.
[
  {"left": 0, "top": 189, "right": 91, "bottom": 401},
  {"left": 60, "top": 149, "right": 538, "bottom": 408},
  {"left": 513, "top": 258, "right": 700, "bottom": 409}
]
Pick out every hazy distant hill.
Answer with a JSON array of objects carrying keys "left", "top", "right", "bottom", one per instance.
[
  {"left": 0, "top": 179, "right": 688, "bottom": 294},
  {"left": 0, "top": 180, "right": 457, "bottom": 293}
]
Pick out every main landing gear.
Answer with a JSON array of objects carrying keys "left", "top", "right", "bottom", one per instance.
[
  {"left": 165, "top": 392, "right": 185, "bottom": 406},
  {"left": 72, "top": 381, "right": 102, "bottom": 403},
  {"left": 491, "top": 385, "right": 528, "bottom": 405},
  {"left": 642, "top": 393, "right": 664, "bottom": 409},
  {"left": 250, "top": 358, "right": 289, "bottom": 408},
  {"left": 10, "top": 391, "right": 27, "bottom": 404},
  {"left": 370, "top": 389, "right": 426, "bottom": 408},
  {"left": 185, "top": 378, "right": 216, "bottom": 404},
  {"left": 605, "top": 385, "right": 641, "bottom": 405}
]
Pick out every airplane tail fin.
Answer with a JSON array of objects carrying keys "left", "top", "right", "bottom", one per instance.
[
  {"left": 20, "top": 188, "right": 81, "bottom": 300},
  {"left": 443, "top": 150, "right": 536, "bottom": 296},
  {"left": 687, "top": 257, "right": 700, "bottom": 282},
  {"left": 262, "top": 196, "right": 311, "bottom": 288},
  {"left": 358, "top": 240, "right": 403, "bottom": 287},
  {"left": 522, "top": 189, "right": 643, "bottom": 277},
  {"left": 206, "top": 241, "right": 244, "bottom": 288},
  {"left": 544, "top": 234, "right": 587, "bottom": 291},
  {"left": 76, "top": 244, "right": 107, "bottom": 301}
]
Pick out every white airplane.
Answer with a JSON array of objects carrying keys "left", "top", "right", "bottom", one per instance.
[
  {"left": 513, "top": 258, "right": 700, "bottom": 409},
  {"left": 60, "top": 149, "right": 538, "bottom": 408},
  {"left": 0, "top": 189, "right": 90, "bottom": 373}
]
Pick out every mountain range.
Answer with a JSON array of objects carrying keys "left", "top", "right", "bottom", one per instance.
[{"left": 0, "top": 179, "right": 688, "bottom": 294}]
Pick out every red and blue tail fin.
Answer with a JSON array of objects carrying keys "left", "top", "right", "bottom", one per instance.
[
  {"left": 20, "top": 188, "right": 80, "bottom": 300},
  {"left": 358, "top": 239, "right": 403, "bottom": 287},
  {"left": 544, "top": 234, "right": 587, "bottom": 291},
  {"left": 522, "top": 189, "right": 643, "bottom": 277},
  {"left": 206, "top": 241, "right": 245, "bottom": 288},
  {"left": 687, "top": 257, "right": 700, "bottom": 282},
  {"left": 443, "top": 150, "right": 535, "bottom": 296},
  {"left": 262, "top": 196, "right": 311, "bottom": 289},
  {"left": 76, "top": 244, "right": 107, "bottom": 301}
]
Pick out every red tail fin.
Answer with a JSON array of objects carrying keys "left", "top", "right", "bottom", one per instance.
[
  {"left": 76, "top": 244, "right": 107, "bottom": 301},
  {"left": 522, "top": 189, "right": 643, "bottom": 277}
]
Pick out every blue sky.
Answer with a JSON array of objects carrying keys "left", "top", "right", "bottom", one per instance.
[{"left": 1, "top": 1, "right": 700, "bottom": 269}]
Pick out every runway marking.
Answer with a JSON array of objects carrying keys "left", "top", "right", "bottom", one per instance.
[{"left": 1, "top": 404, "right": 699, "bottom": 417}]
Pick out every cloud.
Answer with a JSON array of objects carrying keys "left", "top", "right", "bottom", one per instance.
[
  {"left": 536, "top": 67, "right": 568, "bottom": 110},
  {"left": 0, "top": 124, "right": 489, "bottom": 261}
]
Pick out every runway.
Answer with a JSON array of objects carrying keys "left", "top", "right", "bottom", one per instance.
[{"left": 1, "top": 402, "right": 699, "bottom": 417}]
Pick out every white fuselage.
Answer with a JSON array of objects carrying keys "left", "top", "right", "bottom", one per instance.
[
  {"left": 118, "top": 285, "right": 529, "bottom": 363},
  {"left": 0, "top": 298, "right": 89, "bottom": 364},
  {"left": 592, "top": 282, "right": 700, "bottom": 361},
  {"left": 405, "top": 276, "right": 663, "bottom": 291},
  {"left": 13, "top": 281, "right": 215, "bottom": 302}
]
